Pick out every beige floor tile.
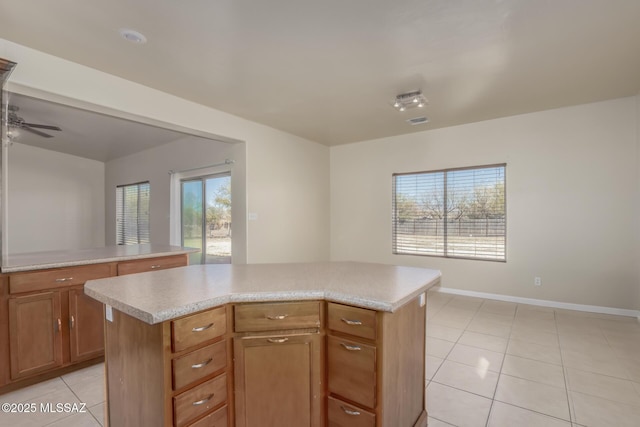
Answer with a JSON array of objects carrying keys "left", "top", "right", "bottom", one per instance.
[
  {"left": 506, "top": 338, "right": 562, "bottom": 365},
  {"left": 570, "top": 391, "right": 640, "bottom": 427},
  {"left": 488, "top": 401, "right": 571, "bottom": 427},
  {"left": 558, "top": 335, "right": 613, "bottom": 358},
  {"left": 494, "top": 374, "right": 570, "bottom": 420},
  {"left": 426, "top": 417, "right": 455, "bottom": 426},
  {"left": 45, "top": 412, "right": 101, "bottom": 427},
  {"left": 61, "top": 364, "right": 104, "bottom": 387},
  {"left": 513, "top": 318, "right": 557, "bottom": 334},
  {"left": 472, "top": 311, "right": 515, "bottom": 324},
  {"left": 0, "top": 378, "right": 68, "bottom": 404},
  {"left": 432, "top": 360, "right": 499, "bottom": 398},
  {"left": 447, "top": 296, "right": 484, "bottom": 311},
  {"left": 501, "top": 354, "right": 566, "bottom": 388},
  {"left": 426, "top": 337, "right": 456, "bottom": 359},
  {"left": 0, "top": 387, "right": 82, "bottom": 427},
  {"left": 65, "top": 374, "right": 105, "bottom": 407},
  {"left": 509, "top": 327, "right": 559, "bottom": 347},
  {"left": 88, "top": 403, "right": 105, "bottom": 427},
  {"left": 426, "top": 382, "right": 492, "bottom": 427},
  {"left": 466, "top": 318, "right": 512, "bottom": 338},
  {"left": 561, "top": 348, "right": 629, "bottom": 379},
  {"left": 619, "top": 356, "right": 640, "bottom": 383},
  {"left": 458, "top": 331, "right": 508, "bottom": 353},
  {"left": 479, "top": 300, "right": 517, "bottom": 317},
  {"left": 427, "top": 323, "right": 464, "bottom": 342},
  {"left": 515, "top": 305, "right": 555, "bottom": 320},
  {"left": 430, "top": 308, "right": 475, "bottom": 329},
  {"left": 426, "top": 355, "right": 444, "bottom": 381},
  {"left": 447, "top": 343, "right": 504, "bottom": 373},
  {"left": 565, "top": 367, "right": 640, "bottom": 407}
]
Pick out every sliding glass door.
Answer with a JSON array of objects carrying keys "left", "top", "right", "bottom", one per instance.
[{"left": 181, "top": 173, "right": 231, "bottom": 264}]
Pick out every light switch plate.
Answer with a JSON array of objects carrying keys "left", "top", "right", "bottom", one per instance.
[{"left": 106, "top": 304, "right": 113, "bottom": 322}]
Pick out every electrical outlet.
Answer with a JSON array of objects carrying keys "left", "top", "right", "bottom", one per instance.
[{"left": 534, "top": 277, "right": 541, "bottom": 286}]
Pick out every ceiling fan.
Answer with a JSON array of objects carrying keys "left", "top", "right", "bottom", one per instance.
[{"left": 6, "top": 105, "right": 62, "bottom": 138}]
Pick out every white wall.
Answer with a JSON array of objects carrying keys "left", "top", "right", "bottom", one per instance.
[
  {"left": 637, "top": 92, "right": 640, "bottom": 313},
  {"left": 1, "top": 39, "right": 330, "bottom": 264},
  {"left": 7, "top": 143, "right": 104, "bottom": 253},
  {"left": 331, "top": 97, "right": 639, "bottom": 310}
]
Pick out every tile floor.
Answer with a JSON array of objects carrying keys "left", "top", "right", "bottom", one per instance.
[
  {"left": 425, "top": 292, "right": 640, "bottom": 427},
  {"left": 1, "top": 291, "right": 639, "bottom": 426}
]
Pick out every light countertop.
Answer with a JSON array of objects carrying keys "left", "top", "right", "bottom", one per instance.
[
  {"left": 85, "top": 261, "right": 442, "bottom": 324},
  {"left": 1, "top": 244, "right": 198, "bottom": 273}
]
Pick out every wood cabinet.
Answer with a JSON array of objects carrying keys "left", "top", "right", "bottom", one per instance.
[
  {"left": 0, "top": 253, "right": 190, "bottom": 393},
  {"left": 326, "top": 300, "right": 427, "bottom": 427},
  {"left": 117, "top": 254, "right": 188, "bottom": 276},
  {"left": 8, "top": 291, "right": 63, "bottom": 379},
  {"left": 105, "top": 305, "right": 231, "bottom": 427},
  {"left": 102, "top": 296, "right": 427, "bottom": 427}
]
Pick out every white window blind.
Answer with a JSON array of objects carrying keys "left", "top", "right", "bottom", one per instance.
[
  {"left": 116, "top": 182, "right": 150, "bottom": 245},
  {"left": 392, "top": 164, "right": 506, "bottom": 261}
]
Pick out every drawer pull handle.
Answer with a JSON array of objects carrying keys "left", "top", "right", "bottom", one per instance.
[
  {"left": 340, "top": 406, "right": 361, "bottom": 416},
  {"left": 191, "top": 358, "right": 213, "bottom": 369},
  {"left": 192, "top": 394, "right": 214, "bottom": 406},
  {"left": 341, "top": 318, "right": 362, "bottom": 326},
  {"left": 54, "top": 277, "right": 74, "bottom": 283},
  {"left": 150, "top": 265, "right": 162, "bottom": 269},
  {"left": 340, "top": 343, "right": 361, "bottom": 351},
  {"left": 267, "top": 337, "right": 289, "bottom": 344},
  {"left": 192, "top": 323, "right": 214, "bottom": 332},
  {"left": 266, "top": 314, "right": 288, "bottom": 320}
]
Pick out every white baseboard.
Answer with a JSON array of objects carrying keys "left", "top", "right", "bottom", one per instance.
[{"left": 434, "top": 287, "right": 640, "bottom": 319}]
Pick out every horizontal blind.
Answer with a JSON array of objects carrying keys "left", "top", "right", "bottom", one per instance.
[
  {"left": 116, "top": 182, "right": 150, "bottom": 245},
  {"left": 393, "top": 164, "right": 506, "bottom": 261}
]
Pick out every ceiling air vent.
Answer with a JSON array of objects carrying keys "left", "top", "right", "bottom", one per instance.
[{"left": 407, "top": 116, "right": 429, "bottom": 126}]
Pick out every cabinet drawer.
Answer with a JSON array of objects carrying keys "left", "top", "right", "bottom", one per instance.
[
  {"left": 173, "top": 341, "right": 227, "bottom": 390},
  {"left": 328, "top": 303, "right": 377, "bottom": 341},
  {"left": 328, "top": 335, "right": 376, "bottom": 409},
  {"left": 172, "top": 307, "right": 226, "bottom": 353},
  {"left": 234, "top": 301, "right": 320, "bottom": 332},
  {"left": 328, "top": 396, "right": 375, "bottom": 427},
  {"left": 187, "top": 405, "right": 227, "bottom": 427},
  {"left": 117, "top": 254, "right": 187, "bottom": 275},
  {"left": 9, "top": 264, "right": 113, "bottom": 294},
  {"left": 173, "top": 373, "right": 227, "bottom": 427}
]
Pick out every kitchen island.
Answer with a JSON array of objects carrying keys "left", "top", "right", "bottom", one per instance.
[{"left": 85, "top": 262, "right": 441, "bottom": 427}]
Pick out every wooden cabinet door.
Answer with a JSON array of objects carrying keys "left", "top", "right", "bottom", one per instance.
[
  {"left": 8, "top": 292, "right": 63, "bottom": 379},
  {"left": 69, "top": 288, "right": 105, "bottom": 362},
  {"left": 234, "top": 333, "right": 322, "bottom": 427}
]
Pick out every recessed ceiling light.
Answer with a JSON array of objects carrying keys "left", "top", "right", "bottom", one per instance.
[{"left": 118, "top": 28, "right": 147, "bottom": 44}]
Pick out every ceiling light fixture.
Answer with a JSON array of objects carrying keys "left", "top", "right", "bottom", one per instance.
[
  {"left": 118, "top": 28, "right": 147, "bottom": 44},
  {"left": 391, "top": 90, "right": 428, "bottom": 112}
]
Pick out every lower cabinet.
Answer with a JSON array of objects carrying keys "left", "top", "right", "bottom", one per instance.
[
  {"left": 8, "top": 291, "right": 63, "bottom": 379},
  {"left": 233, "top": 333, "right": 322, "bottom": 427},
  {"left": 68, "top": 288, "right": 105, "bottom": 362}
]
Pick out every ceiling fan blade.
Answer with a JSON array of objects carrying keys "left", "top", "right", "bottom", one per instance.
[
  {"left": 22, "top": 126, "right": 54, "bottom": 138},
  {"left": 21, "top": 122, "right": 62, "bottom": 131}
]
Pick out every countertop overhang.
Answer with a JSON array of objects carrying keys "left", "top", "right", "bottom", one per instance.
[
  {"left": 1, "top": 244, "right": 198, "bottom": 273},
  {"left": 85, "top": 262, "right": 442, "bottom": 324}
]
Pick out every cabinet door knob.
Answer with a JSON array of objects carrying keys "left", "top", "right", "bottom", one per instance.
[
  {"left": 340, "top": 405, "right": 361, "bottom": 416},
  {"left": 55, "top": 318, "right": 62, "bottom": 332},
  {"left": 54, "top": 277, "right": 74, "bottom": 283},
  {"left": 191, "top": 358, "right": 213, "bottom": 369},
  {"left": 266, "top": 314, "right": 288, "bottom": 320},
  {"left": 267, "top": 337, "right": 289, "bottom": 344},
  {"left": 69, "top": 315, "right": 75, "bottom": 329},
  {"left": 341, "top": 318, "right": 362, "bottom": 326},
  {"left": 192, "top": 323, "right": 214, "bottom": 332},
  {"left": 192, "top": 394, "right": 214, "bottom": 406},
  {"left": 340, "top": 343, "right": 361, "bottom": 351}
]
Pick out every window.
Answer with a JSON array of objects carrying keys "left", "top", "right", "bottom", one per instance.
[
  {"left": 116, "top": 182, "right": 150, "bottom": 245},
  {"left": 392, "top": 164, "right": 506, "bottom": 261}
]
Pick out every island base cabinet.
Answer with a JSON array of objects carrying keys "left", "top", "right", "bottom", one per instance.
[{"left": 233, "top": 333, "right": 322, "bottom": 427}]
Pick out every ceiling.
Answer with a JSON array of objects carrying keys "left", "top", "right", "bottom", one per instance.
[
  {"left": 6, "top": 93, "right": 205, "bottom": 162},
  {"left": 1, "top": 0, "right": 639, "bottom": 146}
]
